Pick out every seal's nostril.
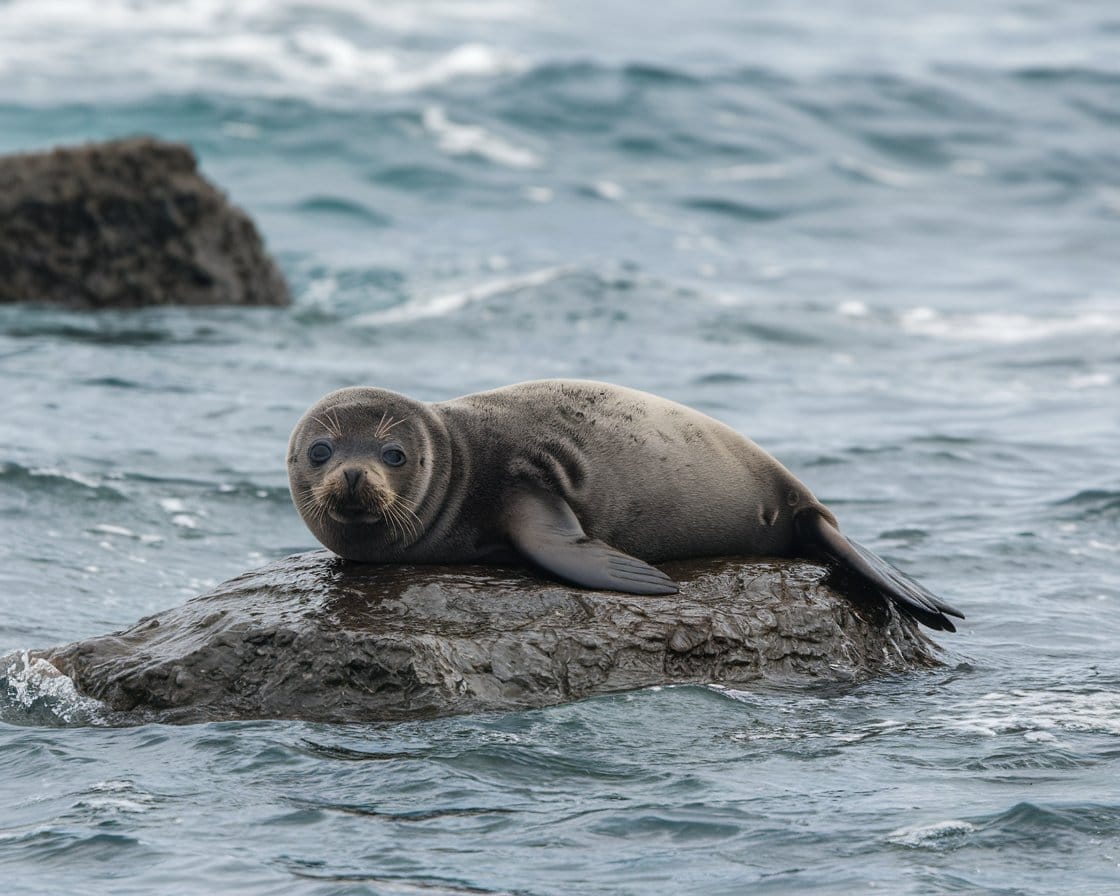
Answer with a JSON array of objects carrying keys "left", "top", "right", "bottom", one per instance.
[{"left": 344, "top": 469, "right": 362, "bottom": 492}]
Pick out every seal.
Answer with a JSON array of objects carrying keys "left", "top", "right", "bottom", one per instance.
[{"left": 288, "top": 380, "right": 964, "bottom": 631}]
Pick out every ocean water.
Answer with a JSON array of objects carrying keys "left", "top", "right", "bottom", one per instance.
[{"left": 1, "top": 0, "right": 1119, "bottom": 892}]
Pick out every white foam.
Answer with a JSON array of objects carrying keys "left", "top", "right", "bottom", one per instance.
[
  {"left": 1, "top": 651, "right": 104, "bottom": 725},
  {"left": 354, "top": 266, "right": 565, "bottom": 326},
  {"left": 933, "top": 689, "right": 1120, "bottom": 739},
  {"left": 1067, "top": 372, "right": 1113, "bottom": 389},
  {"left": 422, "top": 106, "right": 541, "bottom": 169},
  {"left": 837, "top": 300, "right": 870, "bottom": 318},
  {"left": 0, "top": 1, "right": 527, "bottom": 103},
  {"left": 714, "top": 686, "right": 1120, "bottom": 750},
  {"left": 398, "top": 43, "right": 523, "bottom": 92},
  {"left": 836, "top": 155, "right": 916, "bottom": 188},
  {"left": 78, "top": 780, "right": 156, "bottom": 814},
  {"left": 887, "top": 819, "right": 976, "bottom": 849},
  {"left": 899, "top": 307, "right": 1120, "bottom": 344},
  {"left": 92, "top": 524, "right": 136, "bottom": 537},
  {"left": 29, "top": 467, "right": 104, "bottom": 489},
  {"left": 591, "top": 180, "right": 624, "bottom": 200},
  {"left": 159, "top": 497, "right": 203, "bottom": 529}
]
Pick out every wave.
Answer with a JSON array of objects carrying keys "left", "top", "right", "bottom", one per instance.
[
  {"left": 295, "top": 196, "right": 391, "bottom": 226},
  {"left": 680, "top": 197, "right": 788, "bottom": 222},
  {"left": 0, "top": 309, "right": 248, "bottom": 346},
  {"left": 887, "top": 819, "right": 975, "bottom": 849},
  {"left": 0, "top": 462, "right": 125, "bottom": 498},
  {"left": 352, "top": 266, "right": 567, "bottom": 326},
  {"left": 716, "top": 685, "right": 1120, "bottom": 748},
  {"left": 0, "top": 0, "right": 528, "bottom": 103},
  {"left": 898, "top": 308, "right": 1120, "bottom": 344},
  {"left": 890, "top": 799, "right": 1120, "bottom": 851},
  {"left": 1054, "top": 489, "right": 1120, "bottom": 521},
  {"left": 421, "top": 106, "right": 541, "bottom": 169},
  {"left": 929, "top": 688, "right": 1120, "bottom": 739}
]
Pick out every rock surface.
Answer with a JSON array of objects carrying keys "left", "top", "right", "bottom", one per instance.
[
  {"left": 0, "top": 137, "right": 289, "bottom": 308},
  {"left": 37, "top": 551, "right": 941, "bottom": 724}
]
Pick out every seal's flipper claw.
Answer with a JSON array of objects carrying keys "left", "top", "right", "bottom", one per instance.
[
  {"left": 506, "top": 489, "right": 678, "bottom": 596},
  {"left": 797, "top": 510, "right": 963, "bottom": 632}
]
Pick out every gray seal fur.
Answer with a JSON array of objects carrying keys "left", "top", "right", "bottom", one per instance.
[{"left": 288, "top": 379, "right": 963, "bottom": 631}]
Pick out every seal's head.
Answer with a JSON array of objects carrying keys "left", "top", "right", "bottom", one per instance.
[{"left": 287, "top": 387, "right": 448, "bottom": 561}]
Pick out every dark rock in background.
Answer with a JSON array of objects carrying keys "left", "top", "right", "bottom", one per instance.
[
  {"left": 0, "top": 137, "right": 289, "bottom": 308},
  {"left": 37, "top": 551, "right": 941, "bottom": 724}
]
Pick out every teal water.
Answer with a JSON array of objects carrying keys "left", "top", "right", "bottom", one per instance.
[{"left": 2, "top": 1, "right": 1119, "bottom": 892}]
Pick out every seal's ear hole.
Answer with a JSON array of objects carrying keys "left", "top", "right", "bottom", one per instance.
[{"left": 381, "top": 444, "right": 407, "bottom": 467}]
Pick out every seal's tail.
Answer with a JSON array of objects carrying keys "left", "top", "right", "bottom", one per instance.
[{"left": 796, "top": 510, "right": 964, "bottom": 632}]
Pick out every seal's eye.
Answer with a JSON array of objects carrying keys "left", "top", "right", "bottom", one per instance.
[
  {"left": 381, "top": 444, "right": 406, "bottom": 467},
  {"left": 308, "top": 440, "right": 333, "bottom": 465}
]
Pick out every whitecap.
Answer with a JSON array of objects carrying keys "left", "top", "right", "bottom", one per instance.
[
  {"left": 836, "top": 155, "right": 916, "bottom": 188},
  {"left": 76, "top": 780, "right": 157, "bottom": 815},
  {"left": 354, "top": 266, "right": 566, "bottom": 326},
  {"left": 591, "top": 180, "right": 624, "bottom": 200},
  {"left": 899, "top": 308, "right": 1120, "bottom": 344},
  {"left": 887, "top": 819, "right": 975, "bottom": 849},
  {"left": 0, "top": 1, "right": 526, "bottom": 102},
  {"left": 91, "top": 524, "right": 136, "bottom": 537},
  {"left": 394, "top": 43, "right": 524, "bottom": 92},
  {"left": 932, "top": 689, "right": 1120, "bottom": 738},
  {"left": 422, "top": 105, "right": 541, "bottom": 169},
  {"left": 837, "top": 300, "right": 870, "bottom": 317},
  {"left": 1067, "top": 372, "right": 1113, "bottom": 389},
  {"left": 29, "top": 467, "right": 104, "bottom": 490}
]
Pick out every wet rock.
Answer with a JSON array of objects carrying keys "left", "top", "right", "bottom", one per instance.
[
  {"left": 0, "top": 137, "right": 289, "bottom": 308},
  {"left": 35, "top": 552, "right": 941, "bottom": 724}
]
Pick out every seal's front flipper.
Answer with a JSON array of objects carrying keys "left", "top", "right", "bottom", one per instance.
[
  {"left": 505, "top": 490, "right": 679, "bottom": 595},
  {"left": 797, "top": 510, "right": 965, "bottom": 632}
]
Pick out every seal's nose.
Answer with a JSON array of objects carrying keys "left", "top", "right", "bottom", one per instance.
[{"left": 344, "top": 468, "right": 362, "bottom": 492}]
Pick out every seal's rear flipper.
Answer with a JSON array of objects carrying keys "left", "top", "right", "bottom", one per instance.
[
  {"left": 506, "top": 489, "right": 679, "bottom": 595},
  {"left": 797, "top": 510, "right": 964, "bottom": 632}
]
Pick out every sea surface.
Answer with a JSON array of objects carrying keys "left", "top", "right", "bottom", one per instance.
[{"left": 1, "top": 1, "right": 1119, "bottom": 892}]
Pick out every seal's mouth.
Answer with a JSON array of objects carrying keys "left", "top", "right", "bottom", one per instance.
[
  {"left": 310, "top": 466, "right": 421, "bottom": 542},
  {"left": 327, "top": 502, "right": 383, "bottom": 525},
  {"left": 321, "top": 479, "right": 387, "bottom": 526}
]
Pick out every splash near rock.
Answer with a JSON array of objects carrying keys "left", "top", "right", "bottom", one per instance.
[
  {"left": 0, "top": 650, "right": 103, "bottom": 726},
  {"left": 0, "top": 137, "right": 289, "bottom": 308},
  {"left": 32, "top": 552, "right": 940, "bottom": 725}
]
